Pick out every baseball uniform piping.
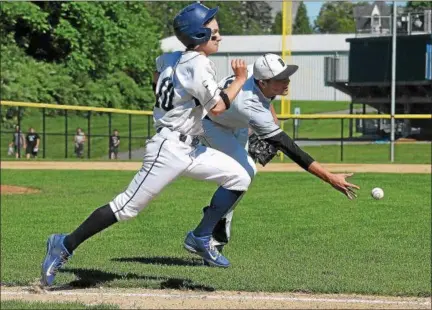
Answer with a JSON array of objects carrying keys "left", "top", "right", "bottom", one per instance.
[{"left": 115, "top": 139, "right": 168, "bottom": 214}]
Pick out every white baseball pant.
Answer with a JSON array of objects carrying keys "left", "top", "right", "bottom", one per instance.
[
  {"left": 200, "top": 118, "right": 258, "bottom": 245},
  {"left": 109, "top": 127, "right": 252, "bottom": 221}
]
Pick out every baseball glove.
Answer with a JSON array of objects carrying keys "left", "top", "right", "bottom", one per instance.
[{"left": 248, "top": 133, "right": 278, "bottom": 166}]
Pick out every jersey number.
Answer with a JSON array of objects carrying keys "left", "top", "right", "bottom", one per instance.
[{"left": 156, "top": 77, "right": 174, "bottom": 111}]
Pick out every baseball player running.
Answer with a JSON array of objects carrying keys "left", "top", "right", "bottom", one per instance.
[
  {"left": 199, "top": 53, "right": 360, "bottom": 257},
  {"left": 41, "top": 3, "right": 251, "bottom": 286}
]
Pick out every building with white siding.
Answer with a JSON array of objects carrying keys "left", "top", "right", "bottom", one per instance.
[{"left": 161, "top": 34, "right": 355, "bottom": 102}]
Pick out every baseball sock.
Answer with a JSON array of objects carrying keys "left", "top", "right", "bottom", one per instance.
[
  {"left": 202, "top": 206, "right": 227, "bottom": 253},
  {"left": 63, "top": 204, "right": 117, "bottom": 253},
  {"left": 193, "top": 187, "right": 243, "bottom": 238}
]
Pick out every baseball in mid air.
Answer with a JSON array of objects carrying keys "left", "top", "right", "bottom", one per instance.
[{"left": 371, "top": 187, "right": 384, "bottom": 200}]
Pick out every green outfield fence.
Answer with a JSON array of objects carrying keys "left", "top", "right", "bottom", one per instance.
[{"left": 1, "top": 100, "right": 431, "bottom": 161}]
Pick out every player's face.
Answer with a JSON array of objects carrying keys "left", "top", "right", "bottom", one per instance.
[
  {"left": 197, "top": 19, "right": 221, "bottom": 56},
  {"left": 268, "top": 79, "right": 290, "bottom": 96}
]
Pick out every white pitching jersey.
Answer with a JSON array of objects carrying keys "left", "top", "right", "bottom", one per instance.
[
  {"left": 207, "top": 76, "right": 282, "bottom": 139},
  {"left": 154, "top": 51, "right": 222, "bottom": 136}
]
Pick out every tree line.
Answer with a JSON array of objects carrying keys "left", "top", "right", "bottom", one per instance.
[{"left": 1, "top": 1, "right": 430, "bottom": 110}]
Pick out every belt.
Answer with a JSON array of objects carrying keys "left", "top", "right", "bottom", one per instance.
[{"left": 156, "top": 127, "right": 200, "bottom": 147}]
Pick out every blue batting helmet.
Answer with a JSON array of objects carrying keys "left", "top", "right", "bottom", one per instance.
[{"left": 173, "top": 3, "right": 219, "bottom": 48}]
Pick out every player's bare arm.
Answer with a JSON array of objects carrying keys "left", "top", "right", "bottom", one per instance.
[
  {"left": 307, "top": 162, "right": 360, "bottom": 199},
  {"left": 153, "top": 71, "right": 159, "bottom": 92},
  {"left": 210, "top": 59, "right": 248, "bottom": 116},
  {"left": 264, "top": 132, "right": 359, "bottom": 199}
]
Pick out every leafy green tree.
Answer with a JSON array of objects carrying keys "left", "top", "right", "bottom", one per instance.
[
  {"left": 145, "top": 1, "right": 192, "bottom": 38},
  {"left": 271, "top": 11, "right": 283, "bottom": 34},
  {"left": 0, "top": 1, "right": 162, "bottom": 109},
  {"left": 241, "top": 1, "right": 273, "bottom": 34},
  {"left": 146, "top": 1, "right": 273, "bottom": 37},
  {"left": 406, "top": 1, "right": 432, "bottom": 12},
  {"left": 210, "top": 1, "right": 245, "bottom": 35},
  {"left": 1, "top": 43, "right": 79, "bottom": 105},
  {"left": 293, "top": 2, "right": 312, "bottom": 34},
  {"left": 314, "top": 1, "right": 356, "bottom": 34}
]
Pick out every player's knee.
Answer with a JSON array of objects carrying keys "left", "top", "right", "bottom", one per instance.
[
  {"left": 109, "top": 192, "right": 151, "bottom": 221},
  {"left": 224, "top": 168, "right": 251, "bottom": 191}
]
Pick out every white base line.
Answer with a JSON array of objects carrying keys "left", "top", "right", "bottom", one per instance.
[{"left": 2, "top": 291, "right": 430, "bottom": 306}]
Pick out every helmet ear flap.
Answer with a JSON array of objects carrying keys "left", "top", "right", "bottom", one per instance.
[
  {"left": 178, "top": 27, "right": 212, "bottom": 49},
  {"left": 194, "top": 27, "right": 211, "bottom": 40}
]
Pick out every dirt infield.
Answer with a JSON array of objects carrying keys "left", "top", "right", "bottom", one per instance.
[
  {"left": 1, "top": 286, "right": 430, "bottom": 309},
  {"left": 1, "top": 161, "right": 431, "bottom": 173},
  {"left": 0, "top": 185, "right": 40, "bottom": 195}
]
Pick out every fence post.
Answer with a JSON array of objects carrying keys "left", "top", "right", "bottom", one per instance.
[
  {"left": 349, "top": 101, "right": 353, "bottom": 138},
  {"left": 108, "top": 113, "right": 112, "bottom": 160},
  {"left": 87, "top": 111, "right": 91, "bottom": 159},
  {"left": 147, "top": 115, "right": 151, "bottom": 140},
  {"left": 42, "top": 108, "right": 46, "bottom": 158},
  {"left": 340, "top": 118, "right": 344, "bottom": 162},
  {"left": 64, "top": 110, "right": 68, "bottom": 159},
  {"left": 128, "top": 114, "right": 132, "bottom": 160},
  {"left": 362, "top": 103, "right": 366, "bottom": 135},
  {"left": 292, "top": 118, "right": 295, "bottom": 140},
  {"left": 17, "top": 106, "right": 22, "bottom": 157}
]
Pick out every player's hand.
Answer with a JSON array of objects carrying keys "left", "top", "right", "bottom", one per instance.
[
  {"left": 231, "top": 59, "right": 247, "bottom": 82},
  {"left": 328, "top": 173, "right": 360, "bottom": 200}
]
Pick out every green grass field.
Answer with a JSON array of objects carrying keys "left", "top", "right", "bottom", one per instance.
[
  {"left": 2, "top": 143, "right": 430, "bottom": 164},
  {"left": 272, "top": 100, "right": 351, "bottom": 114},
  {"left": 278, "top": 143, "right": 432, "bottom": 164},
  {"left": 1, "top": 170, "right": 430, "bottom": 297}
]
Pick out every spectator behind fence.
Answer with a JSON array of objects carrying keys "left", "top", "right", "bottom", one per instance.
[
  {"left": 25, "top": 127, "right": 41, "bottom": 159},
  {"left": 7, "top": 143, "right": 14, "bottom": 156},
  {"left": 11, "top": 125, "right": 25, "bottom": 158},
  {"left": 74, "top": 128, "right": 86, "bottom": 158},
  {"left": 109, "top": 129, "right": 120, "bottom": 160}
]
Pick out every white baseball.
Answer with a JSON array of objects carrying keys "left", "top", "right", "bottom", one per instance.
[{"left": 371, "top": 187, "right": 384, "bottom": 200}]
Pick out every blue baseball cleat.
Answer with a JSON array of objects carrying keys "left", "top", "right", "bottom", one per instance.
[
  {"left": 41, "top": 234, "right": 72, "bottom": 286},
  {"left": 183, "top": 231, "right": 230, "bottom": 268},
  {"left": 202, "top": 239, "right": 224, "bottom": 266}
]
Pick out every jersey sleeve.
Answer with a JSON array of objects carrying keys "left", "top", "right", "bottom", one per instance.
[
  {"left": 247, "top": 100, "right": 282, "bottom": 139},
  {"left": 155, "top": 54, "right": 167, "bottom": 73},
  {"left": 179, "top": 56, "right": 221, "bottom": 113}
]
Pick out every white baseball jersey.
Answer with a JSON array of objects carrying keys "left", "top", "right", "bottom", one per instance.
[
  {"left": 108, "top": 51, "right": 251, "bottom": 223},
  {"left": 206, "top": 76, "right": 282, "bottom": 139},
  {"left": 154, "top": 51, "right": 222, "bottom": 136}
]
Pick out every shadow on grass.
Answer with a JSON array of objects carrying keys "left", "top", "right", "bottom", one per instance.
[
  {"left": 111, "top": 256, "right": 204, "bottom": 267},
  {"left": 56, "top": 267, "right": 214, "bottom": 292}
]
